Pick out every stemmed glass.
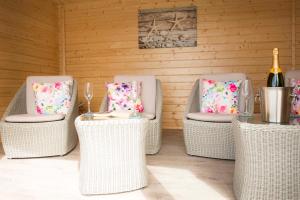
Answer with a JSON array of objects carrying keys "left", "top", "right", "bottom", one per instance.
[
  {"left": 240, "top": 79, "right": 252, "bottom": 117},
  {"left": 84, "top": 82, "right": 93, "bottom": 116},
  {"left": 288, "top": 78, "right": 296, "bottom": 87}
]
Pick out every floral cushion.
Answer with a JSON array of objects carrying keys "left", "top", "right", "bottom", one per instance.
[
  {"left": 200, "top": 79, "right": 241, "bottom": 114},
  {"left": 107, "top": 81, "right": 144, "bottom": 113},
  {"left": 32, "top": 81, "right": 73, "bottom": 115},
  {"left": 291, "top": 80, "right": 300, "bottom": 116}
]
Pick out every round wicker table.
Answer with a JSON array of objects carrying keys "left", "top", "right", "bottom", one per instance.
[
  {"left": 233, "top": 115, "right": 300, "bottom": 200},
  {"left": 75, "top": 115, "right": 149, "bottom": 195}
]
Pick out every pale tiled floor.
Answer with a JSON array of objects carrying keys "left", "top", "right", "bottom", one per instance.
[{"left": 0, "top": 130, "right": 235, "bottom": 200}]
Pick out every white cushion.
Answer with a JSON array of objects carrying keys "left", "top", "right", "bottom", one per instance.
[
  {"left": 5, "top": 114, "right": 65, "bottom": 123},
  {"left": 114, "top": 75, "right": 156, "bottom": 115},
  {"left": 187, "top": 112, "right": 236, "bottom": 122},
  {"left": 26, "top": 76, "right": 73, "bottom": 115},
  {"left": 141, "top": 112, "right": 155, "bottom": 120}
]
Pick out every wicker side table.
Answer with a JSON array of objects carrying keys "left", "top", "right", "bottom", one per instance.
[
  {"left": 233, "top": 116, "right": 300, "bottom": 200},
  {"left": 75, "top": 116, "right": 149, "bottom": 195}
]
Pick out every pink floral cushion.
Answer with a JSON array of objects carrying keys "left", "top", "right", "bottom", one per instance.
[
  {"left": 201, "top": 79, "right": 241, "bottom": 114},
  {"left": 291, "top": 80, "right": 300, "bottom": 116},
  {"left": 106, "top": 81, "right": 144, "bottom": 113},
  {"left": 32, "top": 81, "right": 72, "bottom": 115}
]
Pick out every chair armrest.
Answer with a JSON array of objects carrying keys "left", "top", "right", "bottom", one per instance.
[
  {"left": 155, "top": 80, "right": 163, "bottom": 120},
  {"left": 65, "top": 80, "right": 78, "bottom": 121},
  {"left": 184, "top": 80, "right": 200, "bottom": 119},
  {"left": 1, "top": 83, "right": 27, "bottom": 121}
]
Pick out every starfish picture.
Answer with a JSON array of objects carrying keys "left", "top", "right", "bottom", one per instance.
[
  {"left": 138, "top": 7, "right": 197, "bottom": 49},
  {"left": 139, "top": 36, "right": 150, "bottom": 46},
  {"left": 145, "top": 17, "right": 159, "bottom": 38},
  {"left": 168, "top": 13, "right": 186, "bottom": 31}
]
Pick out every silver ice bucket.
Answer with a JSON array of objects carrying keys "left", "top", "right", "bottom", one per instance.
[{"left": 259, "top": 87, "right": 293, "bottom": 123}]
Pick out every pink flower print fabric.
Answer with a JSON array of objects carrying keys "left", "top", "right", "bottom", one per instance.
[
  {"left": 291, "top": 80, "right": 300, "bottom": 116},
  {"left": 201, "top": 79, "right": 242, "bottom": 114},
  {"left": 106, "top": 81, "right": 144, "bottom": 113},
  {"left": 32, "top": 81, "right": 73, "bottom": 115}
]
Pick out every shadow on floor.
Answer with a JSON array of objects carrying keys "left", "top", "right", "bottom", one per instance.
[
  {"left": 141, "top": 170, "right": 175, "bottom": 200},
  {"left": 146, "top": 129, "right": 235, "bottom": 200}
]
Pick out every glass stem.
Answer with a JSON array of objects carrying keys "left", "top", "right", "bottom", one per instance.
[
  {"left": 245, "top": 98, "right": 248, "bottom": 114},
  {"left": 88, "top": 100, "right": 91, "bottom": 113}
]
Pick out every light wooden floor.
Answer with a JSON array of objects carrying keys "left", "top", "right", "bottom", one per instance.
[{"left": 0, "top": 130, "right": 235, "bottom": 200}]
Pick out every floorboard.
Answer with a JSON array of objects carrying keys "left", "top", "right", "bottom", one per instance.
[{"left": 0, "top": 130, "right": 235, "bottom": 200}]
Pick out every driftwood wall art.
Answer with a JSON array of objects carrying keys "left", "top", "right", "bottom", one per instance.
[{"left": 138, "top": 7, "right": 197, "bottom": 49}]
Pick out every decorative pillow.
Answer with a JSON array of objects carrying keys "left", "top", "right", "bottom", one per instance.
[
  {"left": 106, "top": 81, "right": 144, "bottom": 113},
  {"left": 201, "top": 79, "right": 242, "bottom": 114},
  {"left": 291, "top": 80, "right": 300, "bottom": 116},
  {"left": 32, "top": 81, "right": 73, "bottom": 115}
]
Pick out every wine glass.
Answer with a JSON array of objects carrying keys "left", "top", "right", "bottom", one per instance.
[
  {"left": 84, "top": 82, "right": 93, "bottom": 116},
  {"left": 287, "top": 78, "right": 296, "bottom": 87},
  {"left": 240, "top": 79, "right": 252, "bottom": 117}
]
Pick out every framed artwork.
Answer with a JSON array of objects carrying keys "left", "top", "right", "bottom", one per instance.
[{"left": 138, "top": 7, "right": 197, "bottom": 49}]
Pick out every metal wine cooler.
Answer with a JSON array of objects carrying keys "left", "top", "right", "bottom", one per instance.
[{"left": 259, "top": 87, "right": 293, "bottom": 123}]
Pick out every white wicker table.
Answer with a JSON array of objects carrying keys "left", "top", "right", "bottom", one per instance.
[
  {"left": 233, "top": 115, "right": 300, "bottom": 200},
  {"left": 75, "top": 115, "right": 149, "bottom": 195}
]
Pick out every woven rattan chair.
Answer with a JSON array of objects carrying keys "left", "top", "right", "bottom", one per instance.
[
  {"left": 100, "top": 75, "right": 162, "bottom": 154},
  {"left": 0, "top": 76, "right": 78, "bottom": 158},
  {"left": 183, "top": 73, "right": 254, "bottom": 160}
]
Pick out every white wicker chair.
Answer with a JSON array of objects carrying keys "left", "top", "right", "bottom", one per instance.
[
  {"left": 100, "top": 75, "right": 162, "bottom": 154},
  {"left": 0, "top": 76, "right": 78, "bottom": 158},
  {"left": 183, "top": 73, "right": 254, "bottom": 160}
]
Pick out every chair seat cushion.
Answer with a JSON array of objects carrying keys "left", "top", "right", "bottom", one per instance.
[
  {"left": 141, "top": 112, "right": 155, "bottom": 120},
  {"left": 5, "top": 114, "right": 65, "bottom": 123},
  {"left": 187, "top": 112, "right": 236, "bottom": 122}
]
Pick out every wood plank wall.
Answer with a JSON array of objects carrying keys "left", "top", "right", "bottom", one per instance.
[
  {"left": 63, "top": 0, "right": 294, "bottom": 129},
  {"left": 0, "top": 0, "right": 59, "bottom": 118},
  {"left": 296, "top": 0, "right": 300, "bottom": 67}
]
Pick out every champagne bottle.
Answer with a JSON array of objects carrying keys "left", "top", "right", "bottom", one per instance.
[{"left": 267, "top": 48, "right": 284, "bottom": 87}]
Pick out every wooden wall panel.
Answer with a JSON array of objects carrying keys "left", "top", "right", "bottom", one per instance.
[
  {"left": 296, "top": 0, "right": 300, "bottom": 68},
  {"left": 0, "top": 0, "right": 59, "bottom": 118},
  {"left": 63, "top": 0, "right": 294, "bottom": 129}
]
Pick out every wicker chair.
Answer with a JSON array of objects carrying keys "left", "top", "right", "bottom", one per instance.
[
  {"left": 0, "top": 76, "right": 78, "bottom": 158},
  {"left": 100, "top": 75, "right": 162, "bottom": 154},
  {"left": 183, "top": 73, "right": 254, "bottom": 160},
  {"left": 285, "top": 70, "right": 300, "bottom": 86}
]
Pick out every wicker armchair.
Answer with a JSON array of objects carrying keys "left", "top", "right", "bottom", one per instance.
[
  {"left": 100, "top": 75, "right": 162, "bottom": 154},
  {"left": 183, "top": 73, "right": 254, "bottom": 160},
  {"left": 0, "top": 76, "right": 78, "bottom": 158}
]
